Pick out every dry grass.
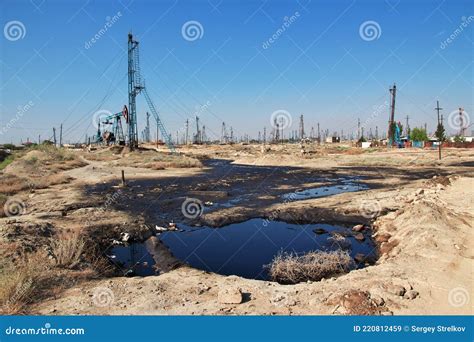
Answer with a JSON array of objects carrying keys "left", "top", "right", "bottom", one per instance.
[
  {"left": 0, "top": 174, "right": 31, "bottom": 195},
  {"left": 50, "top": 231, "right": 86, "bottom": 269},
  {"left": 0, "top": 252, "right": 50, "bottom": 314},
  {"left": 267, "top": 250, "right": 354, "bottom": 284}
]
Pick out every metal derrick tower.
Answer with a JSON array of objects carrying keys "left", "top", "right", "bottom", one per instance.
[{"left": 127, "top": 33, "right": 175, "bottom": 152}]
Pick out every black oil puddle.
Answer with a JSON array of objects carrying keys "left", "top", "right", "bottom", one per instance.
[{"left": 109, "top": 219, "right": 377, "bottom": 280}]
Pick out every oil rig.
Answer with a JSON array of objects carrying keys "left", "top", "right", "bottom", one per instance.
[{"left": 95, "top": 33, "right": 175, "bottom": 152}]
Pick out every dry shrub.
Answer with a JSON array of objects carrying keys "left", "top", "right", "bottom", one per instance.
[
  {"left": 50, "top": 232, "right": 85, "bottom": 269},
  {"left": 0, "top": 174, "right": 31, "bottom": 194},
  {"left": 0, "top": 252, "right": 50, "bottom": 314},
  {"left": 268, "top": 250, "right": 354, "bottom": 284}
]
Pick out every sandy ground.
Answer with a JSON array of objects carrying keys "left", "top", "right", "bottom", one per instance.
[{"left": 2, "top": 145, "right": 472, "bottom": 315}]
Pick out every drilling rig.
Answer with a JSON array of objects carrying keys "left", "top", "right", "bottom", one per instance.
[{"left": 127, "top": 33, "right": 175, "bottom": 152}]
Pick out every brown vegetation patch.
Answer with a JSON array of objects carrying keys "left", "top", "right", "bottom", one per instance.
[{"left": 268, "top": 250, "right": 354, "bottom": 284}]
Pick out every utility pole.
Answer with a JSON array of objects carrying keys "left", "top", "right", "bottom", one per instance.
[
  {"left": 375, "top": 126, "right": 378, "bottom": 140},
  {"left": 53, "top": 127, "right": 57, "bottom": 146},
  {"left": 145, "top": 112, "right": 150, "bottom": 142},
  {"left": 435, "top": 100, "right": 443, "bottom": 160},
  {"left": 388, "top": 83, "right": 397, "bottom": 146},
  {"left": 59, "top": 124, "right": 63, "bottom": 147},
  {"left": 230, "top": 127, "right": 233, "bottom": 143},
  {"left": 459, "top": 108, "right": 466, "bottom": 136},
  {"left": 38, "top": 135, "right": 41, "bottom": 144},
  {"left": 263, "top": 127, "right": 266, "bottom": 146},
  {"left": 156, "top": 115, "right": 159, "bottom": 148},
  {"left": 405, "top": 115, "right": 409, "bottom": 137},
  {"left": 357, "top": 118, "right": 361, "bottom": 140}
]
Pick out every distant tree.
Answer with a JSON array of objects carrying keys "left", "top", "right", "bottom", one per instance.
[
  {"left": 453, "top": 135, "right": 466, "bottom": 143},
  {"left": 410, "top": 127, "right": 428, "bottom": 142},
  {"left": 435, "top": 122, "right": 446, "bottom": 142}
]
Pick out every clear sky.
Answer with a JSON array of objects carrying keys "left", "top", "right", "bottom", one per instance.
[{"left": 0, "top": 0, "right": 472, "bottom": 144}]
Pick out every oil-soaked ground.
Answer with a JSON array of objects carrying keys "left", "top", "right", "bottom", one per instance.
[
  {"left": 109, "top": 219, "right": 377, "bottom": 280},
  {"left": 86, "top": 159, "right": 373, "bottom": 227}
]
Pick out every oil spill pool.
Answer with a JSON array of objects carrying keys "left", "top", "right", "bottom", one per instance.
[
  {"left": 110, "top": 219, "right": 377, "bottom": 280},
  {"left": 282, "top": 180, "right": 369, "bottom": 201}
]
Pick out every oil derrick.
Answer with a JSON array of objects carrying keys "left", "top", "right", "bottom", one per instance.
[
  {"left": 273, "top": 118, "right": 280, "bottom": 142},
  {"left": 299, "top": 114, "right": 305, "bottom": 140},
  {"left": 194, "top": 116, "right": 201, "bottom": 144},
  {"left": 310, "top": 126, "right": 314, "bottom": 139},
  {"left": 202, "top": 125, "right": 206, "bottom": 143},
  {"left": 127, "top": 33, "right": 174, "bottom": 152},
  {"left": 230, "top": 127, "right": 234, "bottom": 143},
  {"left": 388, "top": 83, "right": 397, "bottom": 145},
  {"left": 263, "top": 127, "right": 266, "bottom": 145},
  {"left": 185, "top": 119, "right": 189, "bottom": 145},
  {"left": 221, "top": 122, "right": 227, "bottom": 143},
  {"left": 317, "top": 122, "right": 320, "bottom": 144}
]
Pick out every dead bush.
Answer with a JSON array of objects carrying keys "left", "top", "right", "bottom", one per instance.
[
  {"left": 0, "top": 174, "right": 31, "bottom": 195},
  {"left": 0, "top": 252, "right": 50, "bottom": 314},
  {"left": 50, "top": 232, "right": 85, "bottom": 269},
  {"left": 267, "top": 250, "right": 354, "bottom": 284}
]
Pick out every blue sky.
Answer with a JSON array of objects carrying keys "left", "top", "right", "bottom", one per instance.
[{"left": 0, "top": 0, "right": 472, "bottom": 144}]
